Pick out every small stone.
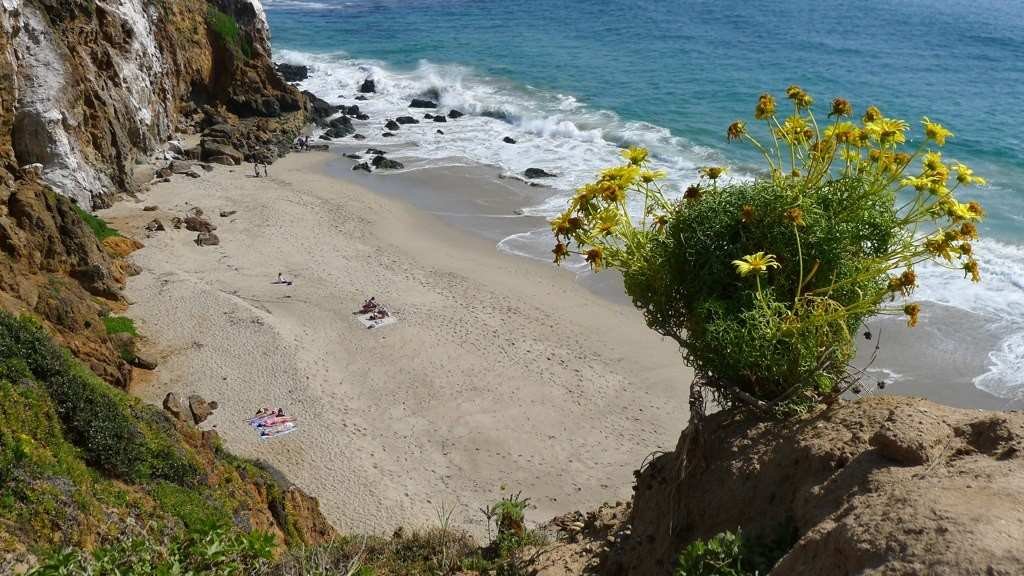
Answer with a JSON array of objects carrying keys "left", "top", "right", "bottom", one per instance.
[
  {"left": 503, "top": 136, "right": 517, "bottom": 144},
  {"left": 195, "top": 231, "right": 220, "bottom": 246},
  {"left": 131, "top": 354, "right": 158, "bottom": 370},
  {"left": 219, "top": 210, "right": 237, "bottom": 218},
  {"left": 144, "top": 218, "right": 165, "bottom": 232},
  {"left": 143, "top": 205, "right": 158, "bottom": 211},
  {"left": 352, "top": 162, "right": 372, "bottom": 173}
]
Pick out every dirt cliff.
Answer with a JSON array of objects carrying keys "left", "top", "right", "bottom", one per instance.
[{"left": 547, "top": 396, "right": 1024, "bottom": 575}]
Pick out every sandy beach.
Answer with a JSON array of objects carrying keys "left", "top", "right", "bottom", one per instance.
[{"left": 102, "top": 152, "right": 689, "bottom": 536}]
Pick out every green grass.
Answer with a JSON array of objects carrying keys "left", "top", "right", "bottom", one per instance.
[
  {"left": 103, "top": 316, "right": 137, "bottom": 336},
  {"left": 206, "top": 6, "right": 253, "bottom": 59},
  {"left": 150, "top": 482, "right": 232, "bottom": 531},
  {"left": 71, "top": 204, "right": 120, "bottom": 241}
]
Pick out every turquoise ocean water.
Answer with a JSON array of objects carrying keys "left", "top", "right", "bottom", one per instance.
[{"left": 264, "top": 0, "right": 1024, "bottom": 401}]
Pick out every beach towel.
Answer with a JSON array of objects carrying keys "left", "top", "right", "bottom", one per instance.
[
  {"left": 259, "top": 422, "right": 297, "bottom": 439},
  {"left": 357, "top": 313, "right": 397, "bottom": 329}
]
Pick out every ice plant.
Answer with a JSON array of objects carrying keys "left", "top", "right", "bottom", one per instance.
[{"left": 551, "top": 85, "right": 986, "bottom": 416}]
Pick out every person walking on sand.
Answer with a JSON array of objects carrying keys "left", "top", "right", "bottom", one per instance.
[{"left": 262, "top": 162, "right": 269, "bottom": 177}]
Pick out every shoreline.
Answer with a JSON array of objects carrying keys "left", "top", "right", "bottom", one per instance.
[
  {"left": 102, "top": 151, "right": 689, "bottom": 536},
  {"left": 321, "top": 145, "right": 1018, "bottom": 412}
]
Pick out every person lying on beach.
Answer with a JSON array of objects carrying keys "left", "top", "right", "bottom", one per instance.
[{"left": 368, "top": 307, "right": 390, "bottom": 321}]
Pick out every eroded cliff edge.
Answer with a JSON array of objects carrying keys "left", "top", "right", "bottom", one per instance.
[{"left": 0, "top": 0, "right": 304, "bottom": 209}]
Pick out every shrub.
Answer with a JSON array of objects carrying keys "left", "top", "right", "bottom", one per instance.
[
  {"left": 675, "top": 530, "right": 749, "bottom": 576},
  {"left": 0, "top": 312, "right": 199, "bottom": 484},
  {"left": 552, "top": 88, "right": 986, "bottom": 415},
  {"left": 29, "top": 524, "right": 275, "bottom": 576},
  {"left": 103, "top": 315, "right": 137, "bottom": 336},
  {"left": 72, "top": 204, "right": 120, "bottom": 240},
  {"left": 207, "top": 6, "right": 253, "bottom": 59}
]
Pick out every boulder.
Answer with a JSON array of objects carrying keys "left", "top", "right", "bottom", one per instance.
[
  {"left": 525, "top": 168, "right": 557, "bottom": 179},
  {"left": 436, "top": 130, "right": 444, "bottom": 135},
  {"left": 352, "top": 162, "right": 372, "bottom": 173},
  {"left": 355, "top": 95, "right": 368, "bottom": 101},
  {"left": 144, "top": 219, "right": 165, "bottom": 232},
  {"left": 156, "top": 166, "right": 173, "bottom": 179},
  {"left": 359, "top": 78, "right": 376, "bottom": 93},
  {"left": 382, "top": 132, "right": 395, "bottom": 138},
  {"left": 169, "top": 160, "right": 193, "bottom": 174},
  {"left": 366, "top": 148, "right": 387, "bottom": 156},
  {"left": 410, "top": 98, "right": 438, "bottom": 108},
  {"left": 448, "top": 109, "right": 464, "bottom": 119},
  {"left": 195, "top": 232, "right": 220, "bottom": 247},
  {"left": 371, "top": 155, "right": 404, "bottom": 170},
  {"left": 302, "top": 90, "right": 338, "bottom": 124},
  {"left": 385, "top": 119, "right": 400, "bottom": 131},
  {"left": 276, "top": 62, "right": 309, "bottom": 82},
  {"left": 424, "top": 113, "right": 434, "bottom": 119},
  {"left": 187, "top": 394, "right": 216, "bottom": 425},
  {"left": 503, "top": 136, "right": 517, "bottom": 144},
  {"left": 131, "top": 354, "right": 158, "bottom": 370},
  {"left": 143, "top": 205, "right": 158, "bottom": 211},
  {"left": 208, "top": 155, "right": 238, "bottom": 166},
  {"left": 433, "top": 115, "right": 447, "bottom": 123},
  {"left": 201, "top": 141, "right": 243, "bottom": 164},
  {"left": 343, "top": 105, "right": 361, "bottom": 116},
  {"left": 102, "top": 236, "right": 144, "bottom": 257},
  {"left": 200, "top": 163, "right": 214, "bottom": 172},
  {"left": 325, "top": 116, "right": 355, "bottom": 138},
  {"left": 353, "top": 134, "right": 366, "bottom": 140},
  {"left": 355, "top": 113, "right": 370, "bottom": 120},
  {"left": 184, "top": 216, "right": 216, "bottom": 233},
  {"left": 170, "top": 217, "right": 183, "bottom": 229},
  {"left": 318, "top": 134, "right": 332, "bottom": 141},
  {"left": 163, "top": 393, "right": 186, "bottom": 422},
  {"left": 396, "top": 116, "right": 420, "bottom": 125}
]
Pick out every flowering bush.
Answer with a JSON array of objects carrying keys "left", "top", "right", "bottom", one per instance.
[{"left": 552, "top": 87, "right": 985, "bottom": 414}]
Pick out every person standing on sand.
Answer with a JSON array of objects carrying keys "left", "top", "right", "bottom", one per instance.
[
  {"left": 253, "top": 162, "right": 261, "bottom": 178},
  {"left": 263, "top": 162, "right": 269, "bottom": 177}
]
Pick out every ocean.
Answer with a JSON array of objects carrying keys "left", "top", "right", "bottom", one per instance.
[{"left": 262, "top": 0, "right": 1024, "bottom": 403}]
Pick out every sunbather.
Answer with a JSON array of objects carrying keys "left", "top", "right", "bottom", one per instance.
[{"left": 359, "top": 297, "right": 378, "bottom": 313}]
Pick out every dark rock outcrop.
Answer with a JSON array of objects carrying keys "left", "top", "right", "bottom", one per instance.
[
  {"left": 396, "top": 116, "right": 419, "bottom": 125},
  {"left": 448, "top": 109, "right": 464, "bottom": 119},
  {"left": 410, "top": 98, "right": 438, "bottom": 109},
  {"left": 371, "top": 156, "right": 404, "bottom": 170},
  {"left": 524, "top": 168, "right": 556, "bottom": 179},
  {"left": 359, "top": 78, "right": 376, "bottom": 93},
  {"left": 275, "top": 63, "right": 309, "bottom": 82},
  {"left": 503, "top": 136, "right": 517, "bottom": 144},
  {"left": 385, "top": 119, "right": 400, "bottom": 131}
]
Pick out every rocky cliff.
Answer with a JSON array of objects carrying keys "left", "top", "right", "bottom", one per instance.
[
  {"left": 0, "top": 0, "right": 305, "bottom": 209},
  {"left": 534, "top": 397, "right": 1024, "bottom": 575}
]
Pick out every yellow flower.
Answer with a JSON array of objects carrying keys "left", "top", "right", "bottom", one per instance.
[
  {"left": 600, "top": 165, "right": 641, "bottom": 191},
  {"left": 732, "top": 252, "right": 780, "bottom": 277},
  {"left": 727, "top": 121, "right": 747, "bottom": 141},
  {"left": 922, "top": 117, "right": 953, "bottom": 146},
  {"left": 862, "top": 105, "right": 882, "bottom": 123},
  {"left": 775, "top": 115, "right": 812, "bottom": 143},
  {"left": 594, "top": 210, "right": 621, "bottom": 235},
  {"left": 622, "top": 146, "right": 649, "bottom": 166},
  {"left": 829, "top": 97, "right": 853, "bottom": 118},
  {"left": 903, "top": 303, "right": 921, "bottom": 327},
  {"left": 785, "top": 85, "right": 814, "bottom": 109},
  {"left": 640, "top": 169, "right": 667, "bottom": 183},
  {"left": 552, "top": 241, "right": 569, "bottom": 264},
  {"left": 784, "top": 207, "right": 806, "bottom": 227},
  {"left": 864, "top": 117, "right": 909, "bottom": 145},
  {"left": 901, "top": 176, "right": 932, "bottom": 192},
  {"left": 550, "top": 213, "right": 572, "bottom": 236},
  {"left": 953, "top": 163, "right": 987, "bottom": 186},
  {"left": 699, "top": 166, "right": 727, "bottom": 180},
  {"left": 959, "top": 222, "right": 979, "bottom": 240},
  {"left": 585, "top": 247, "right": 604, "bottom": 270},
  {"left": 824, "top": 121, "right": 857, "bottom": 143},
  {"left": 755, "top": 93, "right": 777, "bottom": 120}
]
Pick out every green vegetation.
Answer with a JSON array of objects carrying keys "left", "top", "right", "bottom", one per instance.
[
  {"left": 552, "top": 87, "right": 986, "bottom": 415},
  {"left": 103, "top": 315, "right": 137, "bottom": 336},
  {"left": 206, "top": 6, "right": 253, "bottom": 59},
  {"left": 0, "top": 313, "right": 199, "bottom": 484},
  {"left": 675, "top": 527, "right": 795, "bottom": 576},
  {"left": 29, "top": 526, "right": 276, "bottom": 576},
  {"left": 72, "top": 203, "right": 120, "bottom": 240}
]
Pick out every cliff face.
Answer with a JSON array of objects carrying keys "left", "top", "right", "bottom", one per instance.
[
  {"left": 0, "top": 0, "right": 303, "bottom": 209},
  {"left": 604, "top": 396, "right": 1024, "bottom": 575}
]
